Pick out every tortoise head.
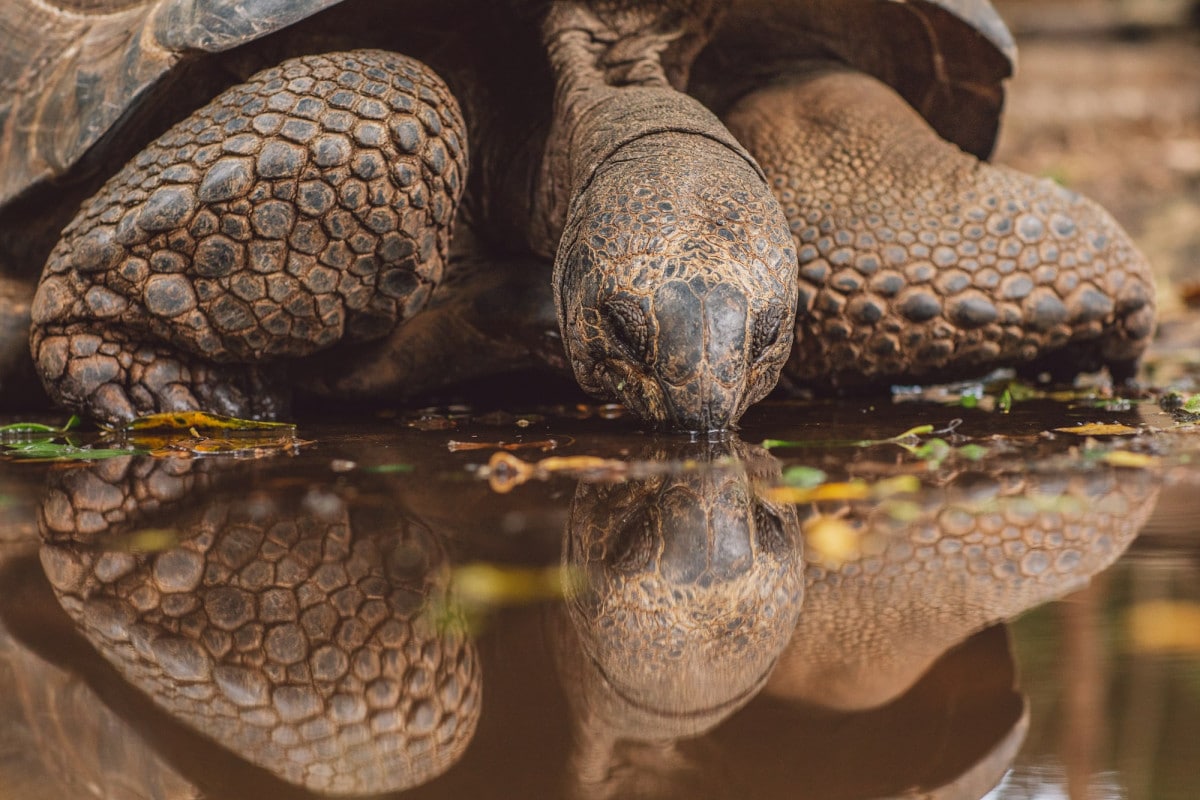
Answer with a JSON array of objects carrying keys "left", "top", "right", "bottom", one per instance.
[
  {"left": 533, "top": 5, "right": 800, "bottom": 433},
  {"left": 554, "top": 132, "right": 797, "bottom": 433}
]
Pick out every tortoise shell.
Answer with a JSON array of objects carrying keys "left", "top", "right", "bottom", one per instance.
[
  {"left": 0, "top": 0, "right": 1016, "bottom": 210},
  {"left": 0, "top": 0, "right": 345, "bottom": 207}
]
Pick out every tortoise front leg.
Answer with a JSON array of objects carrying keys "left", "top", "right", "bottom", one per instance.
[
  {"left": 721, "top": 63, "right": 1155, "bottom": 391},
  {"left": 31, "top": 50, "right": 466, "bottom": 423}
]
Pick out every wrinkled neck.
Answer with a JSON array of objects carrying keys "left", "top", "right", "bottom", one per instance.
[{"left": 531, "top": 0, "right": 736, "bottom": 257}]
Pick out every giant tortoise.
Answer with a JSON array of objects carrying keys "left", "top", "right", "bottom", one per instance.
[{"left": 0, "top": 0, "right": 1155, "bottom": 431}]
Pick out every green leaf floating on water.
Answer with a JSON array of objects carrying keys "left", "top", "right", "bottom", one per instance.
[
  {"left": 762, "top": 424, "right": 934, "bottom": 450},
  {"left": 0, "top": 415, "right": 81, "bottom": 436},
  {"left": 957, "top": 443, "right": 989, "bottom": 461},
  {"left": 1, "top": 411, "right": 300, "bottom": 462},
  {"left": 0, "top": 439, "right": 146, "bottom": 461},
  {"left": 1162, "top": 391, "right": 1200, "bottom": 418},
  {"left": 1, "top": 416, "right": 144, "bottom": 461},
  {"left": 906, "top": 437, "right": 952, "bottom": 462},
  {"left": 765, "top": 422, "right": 987, "bottom": 470},
  {"left": 362, "top": 463, "right": 415, "bottom": 474},
  {"left": 780, "top": 465, "right": 827, "bottom": 488}
]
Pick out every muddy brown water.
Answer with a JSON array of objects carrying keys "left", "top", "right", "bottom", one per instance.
[{"left": 0, "top": 389, "right": 1198, "bottom": 800}]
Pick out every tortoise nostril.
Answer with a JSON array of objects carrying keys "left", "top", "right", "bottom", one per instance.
[
  {"left": 751, "top": 307, "right": 786, "bottom": 363},
  {"left": 602, "top": 297, "right": 652, "bottom": 364}
]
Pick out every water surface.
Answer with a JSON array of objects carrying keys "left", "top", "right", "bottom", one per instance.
[{"left": 1, "top": 391, "right": 1197, "bottom": 799}]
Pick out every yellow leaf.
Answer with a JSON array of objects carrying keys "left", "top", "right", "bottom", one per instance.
[
  {"left": 484, "top": 451, "right": 630, "bottom": 493},
  {"left": 804, "top": 516, "right": 861, "bottom": 566},
  {"left": 164, "top": 434, "right": 310, "bottom": 457},
  {"left": 1100, "top": 451, "right": 1160, "bottom": 469},
  {"left": 447, "top": 438, "right": 561, "bottom": 453},
  {"left": 766, "top": 481, "right": 871, "bottom": 504},
  {"left": 1054, "top": 423, "right": 1139, "bottom": 436},
  {"left": 121, "top": 411, "right": 296, "bottom": 432},
  {"left": 124, "top": 528, "right": 181, "bottom": 553},
  {"left": 1126, "top": 601, "right": 1200, "bottom": 654},
  {"left": 873, "top": 475, "right": 922, "bottom": 497},
  {"left": 883, "top": 500, "right": 924, "bottom": 522},
  {"left": 485, "top": 451, "right": 537, "bottom": 493},
  {"left": 537, "top": 455, "right": 625, "bottom": 473},
  {"left": 451, "top": 563, "right": 569, "bottom": 606}
]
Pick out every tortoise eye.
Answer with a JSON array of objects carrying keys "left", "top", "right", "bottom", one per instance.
[
  {"left": 751, "top": 307, "right": 786, "bottom": 363},
  {"left": 603, "top": 298, "right": 652, "bottom": 364}
]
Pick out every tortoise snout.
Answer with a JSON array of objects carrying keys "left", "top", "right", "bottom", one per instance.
[
  {"left": 647, "top": 280, "right": 752, "bottom": 431},
  {"left": 659, "top": 377, "right": 741, "bottom": 433}
]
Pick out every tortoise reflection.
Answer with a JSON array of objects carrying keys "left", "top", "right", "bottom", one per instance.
[
  {"left": 770, "top": 467, "right": 1159, "bottom": 712},
  {"left": 21, "top": 430, "right": 1163, "bottom": 799},
  {"left": 37, "top": 455, "right": 479, "bottom": 796},
  {"left": 556, "top": 448, "right": 1158, "bottom": 800},
  {"left": 0, "top": 538, "right": 201, "bottom": 799},
  {"left": 556, "top": 440, "right": 805, "bottom": 794}
]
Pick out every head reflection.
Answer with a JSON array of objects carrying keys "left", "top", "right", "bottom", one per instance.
[
  {"left": 556, "top": 439, "right": 805, "bottom": 796},
  {"left": 37, "top": 455, "right": 479, "bottom": 796}
]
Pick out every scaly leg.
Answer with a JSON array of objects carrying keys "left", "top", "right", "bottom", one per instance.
[
  {"left": 722, "top": 63, "right": 1155, "bottom": 391},
  {"left": 31, "top": 50, "right": 467, "bottom": 423}
]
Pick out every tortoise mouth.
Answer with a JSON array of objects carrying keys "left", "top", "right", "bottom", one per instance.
[
  {"left": 659, "top": 379, "right": 740, "bottom": 434},
  {"left": 592, "top": 358, "right": 664, "bottom": 426},
  {"left": 592, "top": 358, "right": 746, "bottom": 434},
  {"left": 589, "top": 648, "right": 777, "bottom": 724}
]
